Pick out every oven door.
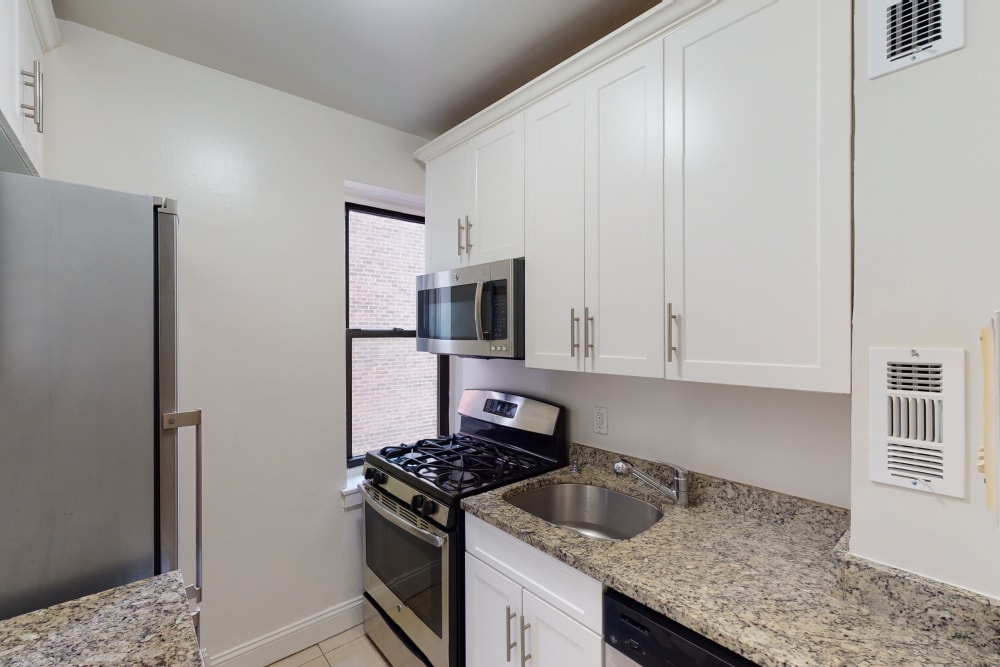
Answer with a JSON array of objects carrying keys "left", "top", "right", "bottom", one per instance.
[{"left": 361, "top": 482, "right": 450, "bottom": 667}]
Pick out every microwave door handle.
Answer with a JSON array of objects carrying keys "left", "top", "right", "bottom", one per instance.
[
  {"left": 360, "top": 483, "right": 445, "bottom": 548},
  {"left": 474, "top": 281, "right": 486, "bottom": 341}
]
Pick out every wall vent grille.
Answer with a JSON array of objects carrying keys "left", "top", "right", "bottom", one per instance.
[
  {"left": 868, "top": 0, "right": 964, "bottom": 79},
  {"left": 869, "top": 348, "right": 965, "bottom": 497}
]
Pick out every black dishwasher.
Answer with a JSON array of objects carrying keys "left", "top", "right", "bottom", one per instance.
[{"left": 604, "top": 589, "right": 760, "bottom": 667}]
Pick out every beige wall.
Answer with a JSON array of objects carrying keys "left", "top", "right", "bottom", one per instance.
[
  {"left": 43, "top": 21, "right": 425, "bottom": 665},
  {"left": 457, "top": 359, "right": 851, "bottom": 508},
  {"left": 851, "top": 1, "right": 1000, "bottom": 598}
]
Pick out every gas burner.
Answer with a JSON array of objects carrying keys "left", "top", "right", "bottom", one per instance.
[{"left": 436, "top": 470, "right": 481, "bottom": 491}]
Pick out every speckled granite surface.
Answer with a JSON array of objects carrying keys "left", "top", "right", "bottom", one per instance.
[
  {"left": 0, "top": 571, "right": 201, "bottom": 667},
  {"left": 462, "top": 445, "right": 1000, "bottom": 667}
]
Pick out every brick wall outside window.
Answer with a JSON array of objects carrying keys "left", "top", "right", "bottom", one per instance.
[{"left": 348, "top": 209, "right": 438, "bottom": 458}]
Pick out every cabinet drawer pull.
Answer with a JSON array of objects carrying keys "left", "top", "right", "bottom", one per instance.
[
  {"left": 667, "top": 302, "right": 679, "bottom": 362},
  {"left": 506, "top": 605, "right": 517, "bottom": 663},
  {"left": 457, "top": 218, "right": 465, "bottom": 256},
  {"left": 570, "top": 308, "right": 580, "bottom": 357},
  {"left": 584, "top": 307, "right": 594, "bottom": 359},
  {"left": 519, "top": 616, "right": 531, "bottom": 665},
  {"left": 20, "top": 60, "right": 43, "bottom": 133},
  {"left": 465, "top": 215, "right": 473, "bottom": 253}
]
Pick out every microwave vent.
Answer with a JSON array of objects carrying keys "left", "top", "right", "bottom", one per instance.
[
  {"left": 868, "top": 0, "right": 964, "bottom": 79},
  {"left": 869, "top": 348, "right": 965, "bottom": 497}
]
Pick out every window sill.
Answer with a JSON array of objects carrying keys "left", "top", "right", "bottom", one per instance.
[{"left": 341, "top": 469, "right": 364, "bottom": 510}]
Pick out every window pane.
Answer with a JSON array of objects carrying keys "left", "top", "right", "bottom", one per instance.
[
  {"left": 348, "top": 210, "right": 424, "bottom": 329},
  {"left": 351, "top": 337, "right": 438, "bottom": 457}
]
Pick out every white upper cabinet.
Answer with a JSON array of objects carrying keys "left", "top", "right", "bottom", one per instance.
[
  {"left": 525, "top": 38, "right": 664, "bottom": 378},
  {"left": 424, "top": 113, "right": 524, "bottom": 273},
  {"left": 0, "top": 0, "right": 52, "bottom": 176},
  {"left": 663, "top": 0, "right": 851, "bottom": 392},
  {"left": 524, "top": 81, "right": 586, "bottom": 373},
  {"left": 584, "top": 38, "right": 664, "bottom": 378}
]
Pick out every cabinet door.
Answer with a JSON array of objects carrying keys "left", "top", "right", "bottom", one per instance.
[
  {"left": 465, "top": 554, "right": 523, "bottom": 667},
  {"left": 664, "top": 0, "right": 851, "bottom": 392},
  {"left": 425, "top": 146, "right": 471, "bottom": 273},
  {"left": 522, "top": 589, "right": 602, "bottom": 667},
  {"left": 584, "top": 38, "right": 665, "bottom": 378},
  {"left": 524, "top": 83, "right": 586, "bottom": 372},
  {"left": 0, "top": 0, "right": 18, "bottom": 133},
  {"left": 16, "top": 0, "right": 42, "bottom": 173},
  {"left": 469, "top": 113, "right": 524, "bottom": 266}
]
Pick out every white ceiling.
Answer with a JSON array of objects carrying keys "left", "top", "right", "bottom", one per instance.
[{"left": 52, "top": 0, "right": 659, "bottom": 139}]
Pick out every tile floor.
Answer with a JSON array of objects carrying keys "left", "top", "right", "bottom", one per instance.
[{"left": 265, "top": 625, "right": 389, "bottom": 667}]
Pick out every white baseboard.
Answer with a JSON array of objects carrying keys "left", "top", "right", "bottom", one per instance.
[{"left": 210, "top": 596, "right": 364, "bottom": 667}]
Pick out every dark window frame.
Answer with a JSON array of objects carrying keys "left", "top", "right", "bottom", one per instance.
[{"left": 345, "top": 202, "right": 448, "bottom": 469}]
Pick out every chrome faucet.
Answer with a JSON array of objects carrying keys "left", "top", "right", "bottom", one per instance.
[{"left": 613, "top": 459, "right": 689, "bottom": 508}]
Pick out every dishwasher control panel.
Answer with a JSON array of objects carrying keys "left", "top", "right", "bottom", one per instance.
[{"left": 604, "top": 589, "right": 760, "bottom": 667}]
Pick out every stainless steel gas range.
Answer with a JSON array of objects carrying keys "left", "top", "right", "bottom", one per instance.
[{"left": 360, "top": 389, "right": 566, "bottom": 667}]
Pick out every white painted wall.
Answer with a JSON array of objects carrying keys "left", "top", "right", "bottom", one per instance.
[
  {"left": 457, "top": 359, "right": 851, "bottom": 508},
  {"left": 851, "top": 2, "right": 1000, "bottom": 598},
  {"left": 41, "top": 21, "right": 425, "bottom": 664}
]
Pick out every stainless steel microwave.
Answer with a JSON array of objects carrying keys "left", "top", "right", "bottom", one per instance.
[{"left": 416, "top": 258, "right": 524, "bottom": 359}]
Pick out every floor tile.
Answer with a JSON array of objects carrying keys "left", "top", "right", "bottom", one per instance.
[
  {"left": 324, "top": 637, "right": 389, "bottom": 667},
  {"left": 319, "top": 624, "right": 365, "bottom": 655},
  {"left": 266, "top": 645, "right": 324, "bottom": 667},
  {"left": 301, "top": 656, "right": 331, "bottom": 667}
]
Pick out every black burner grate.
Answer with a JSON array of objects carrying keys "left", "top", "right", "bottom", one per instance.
[{"left": 379, "top": 435, "right": 540, "bottom": 493}]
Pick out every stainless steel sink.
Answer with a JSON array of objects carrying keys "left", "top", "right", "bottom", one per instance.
[{"left": 505, "top": 483, "right": 663, "bottom": 540}]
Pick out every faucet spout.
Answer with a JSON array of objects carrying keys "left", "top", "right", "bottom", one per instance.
[{"left": 613, "top": 459, "right": 689, "bottom": 508}]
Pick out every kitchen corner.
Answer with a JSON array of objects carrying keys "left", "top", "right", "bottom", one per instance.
[
  {"left": 0, "top": 571, "right": 201, "bottom": 667},
  {"left": 462, "top": 444, "right": 1000, "bottom": 667}
]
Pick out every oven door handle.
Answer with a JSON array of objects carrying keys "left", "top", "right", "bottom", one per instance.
[{"left": 360, "top": 483, "right": 446, "bottom": 548}]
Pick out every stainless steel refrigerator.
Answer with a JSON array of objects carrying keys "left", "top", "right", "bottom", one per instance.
[{"left": 0, "top": 170, "right": 180, "bottom": 620}]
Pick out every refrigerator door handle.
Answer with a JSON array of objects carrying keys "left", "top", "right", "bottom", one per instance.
[{"left": 163, "top": 409, "right": 204, "bottom": 631}]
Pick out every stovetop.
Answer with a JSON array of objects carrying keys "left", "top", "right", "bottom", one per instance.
[
  {"left": 375, "top": 434, "right": 547, "bottom": 496},
  {"left": 360, "top": 390, "right": 566, "bottom": 530}
]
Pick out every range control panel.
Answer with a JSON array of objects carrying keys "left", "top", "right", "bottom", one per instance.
[{"left": 483, "top": 398, "right": 518, "bottom": 419}]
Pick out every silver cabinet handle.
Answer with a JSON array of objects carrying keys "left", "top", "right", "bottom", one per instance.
[
  {"left": 519, "top": 615, "right": 531, "bottom": 666},
  {"left": 20, "top": 60, "right": 42, "bottom": 133},
  {"left": 359, "top": 483, "right": 446, "bottom": 548},
  {"left": 584, "top": 307, "right": 594, "bottom": 358},
  {"left": 570, "top": 308, "right": 580, "bottom": 357},
  {"left": 667, "top": 302, "right": 679, "bottom": 362},
  {"left": 457, "top": 218, "right": 465, "bottom": 256},
  {"left": 465, "top": 215, "right": 473, "bottom": 253},
  {"left": 505, "top": 605, "right": 517, "bottom": 663}
]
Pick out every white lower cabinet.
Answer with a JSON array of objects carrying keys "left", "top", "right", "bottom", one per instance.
[{"left": 465, "top": 514, "right": 603, "bottom": 667}]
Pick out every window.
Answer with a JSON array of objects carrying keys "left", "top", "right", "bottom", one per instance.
[{"left": 346, "top": 203, "right": 447, "bottom": 467}]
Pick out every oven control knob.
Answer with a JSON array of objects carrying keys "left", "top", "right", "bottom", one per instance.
[
  {"left": 420, "top": 499, "right": 437, "bottom": 518},
  {"left": 364, "top": 468, "right": 387, "bottom": 485}
]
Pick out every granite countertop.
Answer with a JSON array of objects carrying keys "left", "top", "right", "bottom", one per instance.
[
  {"left": 462, "top": 446, "right": 1000, "bottom": 667},
  {"left": 0, "top": 571, "right": 202, "bottom": 667}
]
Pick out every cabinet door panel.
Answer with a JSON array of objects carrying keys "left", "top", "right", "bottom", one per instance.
[
  {"left": 470, "top": 114, "right": 524, "bottom": 265},
  {"left": 524, "top": 84, "right": 586, "bottom": 372},
  {"left": 584, "top": 39, "right": 665, "bottom": 378},
  {"left": 522, "top": 589, "right": 602, "bottom": 667},
  {"left": 466, "top": 554, "right": 522, "bottom": 667},
  {"left": 425, "top": 147, "right": 470, "bottom": 273},
  {"left": 17, "top": 0, "right": 42, "bottom": 173},
  {"left": 664, "top": 0, "right": 850, "bottom": 391}
]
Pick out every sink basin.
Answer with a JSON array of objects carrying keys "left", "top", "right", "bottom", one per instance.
[{"left": 505, "top": 483, "right": 662, "bottom": 540}]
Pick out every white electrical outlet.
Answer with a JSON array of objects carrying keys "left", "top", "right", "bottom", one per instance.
[{"left": 593, "top": 407, "right": 608, "bottom": 435}]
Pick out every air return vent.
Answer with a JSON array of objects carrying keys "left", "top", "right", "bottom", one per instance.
[
  {"left": 869, "top": 348, "right": 965, "bottom": 497},
  {"left": 868, "top": 0, "right": 964, "bottom": 79}
]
